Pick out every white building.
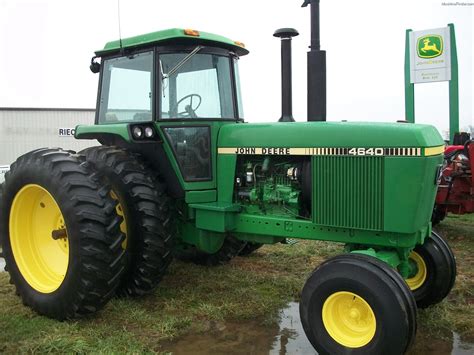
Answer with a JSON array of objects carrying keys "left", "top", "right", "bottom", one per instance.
[{"left": 0, "top": 108, "right": 97, "bottom": 182}]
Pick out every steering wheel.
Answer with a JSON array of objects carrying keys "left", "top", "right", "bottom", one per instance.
[{"left": 174, "top": 94, "right": 202, "bottom": 118}]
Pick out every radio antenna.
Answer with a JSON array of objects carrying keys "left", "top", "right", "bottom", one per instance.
[{"left": 117, "top": 0, "right": 123, "bottom": 52}]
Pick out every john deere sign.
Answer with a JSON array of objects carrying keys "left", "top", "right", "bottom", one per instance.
[
  {"left": 409, "top": 27, "right": 451, "bottom": 83},
  {"left": 417, "top": 35, "right": 443, "bottom": 59},
  {"left": 404, "top": 24, "right": 459, "bottom": 144}
]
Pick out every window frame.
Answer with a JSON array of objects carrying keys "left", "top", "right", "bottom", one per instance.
[
  {"left": 233, "top": 57, "right": 245, "bottom": 119},
  {"left": 95, "top": 49, "right": 155, "bottom": 125},
  {"left": 156, "top": 45, "right": 242, "bottom": 122},
  {"left": 95, "top": 45, "right": 245, "bottom": 124}
]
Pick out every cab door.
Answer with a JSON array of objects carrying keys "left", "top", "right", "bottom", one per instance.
[{"left": 155, "top": 46, "right": 242, "bottom": 193}]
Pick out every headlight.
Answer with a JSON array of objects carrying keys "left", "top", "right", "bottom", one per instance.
[
  {"left": 132, "top": 126, "right": 143, "bottom": 139},
  {"left": 144, "top": 127, "right": 154, "bottom": 138}
]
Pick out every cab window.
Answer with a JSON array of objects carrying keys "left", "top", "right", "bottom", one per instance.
[
  {"left": 160, "top": 52, "right": 235, "bottom": 119},
  {"left": 163, "top": 126, "right": 211, "bottom": 181},
  {"left": 98, "top": 51, "right": 153, "bottom": 123}
]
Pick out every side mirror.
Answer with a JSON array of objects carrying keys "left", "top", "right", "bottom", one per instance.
[{"left": 90, "top": 56, "right": 101, "bottom": 73}]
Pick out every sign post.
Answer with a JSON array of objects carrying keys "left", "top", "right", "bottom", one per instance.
[
  {"left": 405, "top": 29, "right": 415, "bottom": 123},
  {"left": 448, "top": 24, "right": 459, "bottom": 145},
  {"left": 404, "top": 24, "right": 459, "bottom": 143}
]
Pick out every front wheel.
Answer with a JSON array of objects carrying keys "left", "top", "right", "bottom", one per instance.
[
  {"left": 405, "top": 231, "right": 456, "bottom": 308},
  {"left": 300, "top": 254, "right": 417, "bottom": 355}
]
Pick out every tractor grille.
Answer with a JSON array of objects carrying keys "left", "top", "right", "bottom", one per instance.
[{"left": 312, "top": 156, "right": 384, "bottom": 231}]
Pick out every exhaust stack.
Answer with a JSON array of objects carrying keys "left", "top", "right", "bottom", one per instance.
[
  {"left": 303, "top": 0, "right": 326, "bottom": 121},
  {"left": 273, "top": 28, "right": 299, "bottom": 122}
]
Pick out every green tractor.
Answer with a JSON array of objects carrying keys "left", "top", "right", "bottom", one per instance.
[{"left": 0, "top": 1, "right": 456, "bottom": 354}]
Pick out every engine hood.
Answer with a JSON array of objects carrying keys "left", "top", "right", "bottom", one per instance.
[{"left": 217, "top": 121, "right": 443, "bottom": 149}]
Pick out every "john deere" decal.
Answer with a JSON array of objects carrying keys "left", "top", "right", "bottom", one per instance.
[
  {"left": 218, "top": 146, "right": 445, "bottom": 157},
  {"left": 417, "top": 35, "right": 443, "bottom": 59}
]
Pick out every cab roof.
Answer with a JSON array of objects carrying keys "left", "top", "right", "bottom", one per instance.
[{"left": 95, "top": 28, "right": 249, "bottom": 57}]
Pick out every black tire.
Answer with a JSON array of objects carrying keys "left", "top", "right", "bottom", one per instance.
[
  {"left": 0, "top": 148, "right": 125, "bottom": 320},
  {"left": 239, "top": 242, "right": 263, "bottom": 256},
  {"left": 300, "top": 254, "right": 417, "bottom": 355},
  {"left": 178, "top": 234, "right": 246, "bottom": 266},
  {"left": 407, "top": 231, "right": 456, "bottom": 308},
  {"left": 431, "top": 206, "right": 447, "bottom": 226},
  {"left": 79, "top": 146, "right": 175, "bottom": 296}
]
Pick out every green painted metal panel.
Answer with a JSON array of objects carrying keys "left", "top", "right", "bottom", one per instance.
[
  {"left": 218, "top": 122, "right": 443, "bottom": 148},
  {"left": 217, "top": 154, "right": 237, "bottom": 203},
  {"left": 313, "top": 156, "right": 384, "bottom": 231},
  {"left": 232, "top": 213, "right": 429, "bottom": 248},
  {"left": 75, "top": 124, "right": 131, "bottom": 142},
  {"left": 185, "top": 190, "right": 217, "bottom": 203},
  {"left": 384, "top": 156, "right": 442, "bottom": 233},
  {"left": 191, "top": 202, "right": 240, "bottom": 232},
  {"left": 179, "top": 223, "right": 225, "bottom": 253},
  {"left": 190, "top": 202, "right": 241, "bottom": 212},
  {"left": 96, "top": 28, "right": 249, "bottom": 56}
]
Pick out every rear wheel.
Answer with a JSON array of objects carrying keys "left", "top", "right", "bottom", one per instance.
[
  {"left": 0, "top": 148, "right": 125, "bottom": 319},
  {"left": 80, "top": 146, "right": 175, "bottom": 296},
  {"left": 300, "top": 254, "right": 417, "bottom": 355},
  {"left": 405, "top": 231, "right": 456, "bottom": 308}
]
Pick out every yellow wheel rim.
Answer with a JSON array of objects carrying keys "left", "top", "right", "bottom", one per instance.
[
  {"left": 322, "top": 291, "right": 376, "bottom": 348},
  {"left": 110, "top": 190, "right": 127, "bottom": 250},
  {"left": 406, "top": 251, "right": 427, "bottom": 290},
  {"left": 9, "top": 184, "right": 69, "bottom": 293}
]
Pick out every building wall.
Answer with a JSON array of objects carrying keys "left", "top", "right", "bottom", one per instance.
[{"left": 0, "top": 108, "right": 98, "bottom": 182}]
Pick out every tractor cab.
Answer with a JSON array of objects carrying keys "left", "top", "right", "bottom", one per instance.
[
  {"left": 94, "top": 29, "right": 247, "bottom": 124},
  {"left": 78, "top": 29, "right": 248, "bottom": 196}
]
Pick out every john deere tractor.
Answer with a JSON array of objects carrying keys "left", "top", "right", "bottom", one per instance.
[{"left": 0, "top": 1, "right": 456, "bottom": 354}]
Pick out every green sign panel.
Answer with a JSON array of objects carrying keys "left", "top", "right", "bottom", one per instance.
[{"left": 417, "top": 35, "right": 443, "bottom": 59}]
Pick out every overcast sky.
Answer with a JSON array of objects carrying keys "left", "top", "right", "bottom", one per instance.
[{"left": 0, "top": 0, "right": 472, "bottom": 136}]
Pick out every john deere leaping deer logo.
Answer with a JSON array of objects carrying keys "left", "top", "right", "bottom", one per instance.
[{"left": 417, "top": 35, "right": 443, "bottom": 59}]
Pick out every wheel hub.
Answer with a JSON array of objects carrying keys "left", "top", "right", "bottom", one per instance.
[
  {"left": 349, "top": 308, "right": 360, "bottom": 320},
  {"left": 322, "top": 291, "right": 376, "bottom": 348},
  {"left": 406, "top": 251, "right": 427, "bottom": 290}
]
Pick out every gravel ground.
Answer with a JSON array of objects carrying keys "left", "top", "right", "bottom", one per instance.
[{"left": 0, "top": 258, "right": 5, "bottom": 272}]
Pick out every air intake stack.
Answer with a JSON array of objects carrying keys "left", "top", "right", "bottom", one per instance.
[
  {"left": 303, "top": 0, "right": 326, "bottom": 121},
  {"left": 274, "top": 28, "right": 299, "bottom": 122}
]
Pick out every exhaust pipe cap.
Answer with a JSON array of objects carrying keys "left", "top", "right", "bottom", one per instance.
[{"left": 273, "top": 28, "right": 299, "bottom": 39}]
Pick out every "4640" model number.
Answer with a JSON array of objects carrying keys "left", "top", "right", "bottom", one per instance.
[{"left": 348, "top": 148, "right": 384, "bottom": 156}]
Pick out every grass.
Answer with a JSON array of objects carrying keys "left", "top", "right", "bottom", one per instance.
[{"left": 0, "top": 215, "right": 473, "bottom": 353}]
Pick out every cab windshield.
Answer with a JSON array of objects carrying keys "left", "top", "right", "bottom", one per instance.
[{"left": 160, "top": 52, "right": 235, "bottom": 119}]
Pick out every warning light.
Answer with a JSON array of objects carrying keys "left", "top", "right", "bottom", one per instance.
[{"left": 184, "top": 29, "right": 200, "bottom": 37}]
